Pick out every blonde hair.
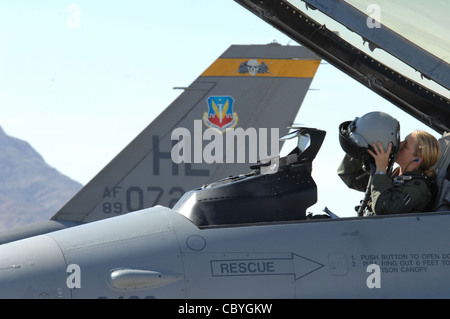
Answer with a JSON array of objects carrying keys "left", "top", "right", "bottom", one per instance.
[{"left": 414, "top": 130, "right": 441, "bottom": 177}]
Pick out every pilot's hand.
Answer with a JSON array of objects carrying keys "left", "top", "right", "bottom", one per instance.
[{"left": 367, "top": 142, "right": 392, "bottom": 174}]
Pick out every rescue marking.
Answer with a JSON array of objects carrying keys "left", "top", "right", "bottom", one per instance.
[
  {"left": 210, "top": 253, "right": 323, "bottom": 280},
  {"left": 355, "top": 252, "right": 450, "bottom": 273}
]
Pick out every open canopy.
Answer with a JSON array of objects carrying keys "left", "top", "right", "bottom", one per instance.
[{"left": 235, "top": 0, "right": 450, "bottom": 133}]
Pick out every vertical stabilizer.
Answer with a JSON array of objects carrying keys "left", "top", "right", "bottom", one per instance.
[{"left": 52, "top": 44, "right": 321, "bottom": 223}]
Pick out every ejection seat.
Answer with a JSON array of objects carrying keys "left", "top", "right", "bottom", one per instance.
[{"left": 173, "top": 127, "right": 326, "bottom": 226}]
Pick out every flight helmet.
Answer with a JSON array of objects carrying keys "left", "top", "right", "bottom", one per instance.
[{"left": 339, "top": 111, "right": 400, "bottom": 166}]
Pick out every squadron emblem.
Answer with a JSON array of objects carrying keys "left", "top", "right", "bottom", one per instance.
[
  {"left": 203, "top": 96, "right": 238, "bottom": 133},
  {"left": 238, "top": 59, "right": 270, "bottom": 76}
]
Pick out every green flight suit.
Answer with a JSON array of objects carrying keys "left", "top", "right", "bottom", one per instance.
[{"left": 337, "top": 154, "right": 431, "bottom": 215}]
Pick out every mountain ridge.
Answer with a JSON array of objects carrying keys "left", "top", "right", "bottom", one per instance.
[{"left": 0, "top": 126, "right": 82, "bottom": 231}]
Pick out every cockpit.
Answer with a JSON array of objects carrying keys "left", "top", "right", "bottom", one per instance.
[
  {"left": 175, "top": 115, "right": 450, "bottom": 226},
  {"left": 174, "top": 127, "right": 328, "bottom": 226}
]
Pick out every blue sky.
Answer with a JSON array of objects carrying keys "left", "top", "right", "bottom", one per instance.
[{"left": 0, "top": 1, "right": 438, "bottom": 217}]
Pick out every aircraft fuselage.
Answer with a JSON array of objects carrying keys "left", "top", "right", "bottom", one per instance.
[{"left": 1, "top": 206, "right": 449, "bottom": 298}]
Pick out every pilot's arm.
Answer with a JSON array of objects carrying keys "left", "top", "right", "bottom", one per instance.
[{"left": 337, "top": 154, "right": 370, "bottom": 192}]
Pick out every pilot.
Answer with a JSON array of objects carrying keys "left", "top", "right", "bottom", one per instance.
[{"left": 337, "top": 111, "right": 441, "bottom": 216}]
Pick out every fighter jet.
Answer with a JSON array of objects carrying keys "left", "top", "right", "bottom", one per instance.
[
  {"left": 1, "top": 0, "right": 450, "bottom": 299},
  {"left": 0, "top": 43, "right": 324, "bottom": 298}
]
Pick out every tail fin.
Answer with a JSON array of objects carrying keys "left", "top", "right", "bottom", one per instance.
[{"left": 49, "top": 44, "right": 320, "bottom": 223}]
